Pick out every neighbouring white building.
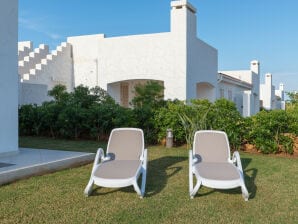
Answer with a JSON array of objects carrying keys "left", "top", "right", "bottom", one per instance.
[
  {"left": 218, "top": 60, "right": 260, "bottom": 116},
  {"left": 260, "top": 73, "right": 285, "bottom": 110},
  {"left": 0, "top": 0, "right": 19, "bottom": 156},
  {"left": 18, "top": 0, "right": 284, "bottom": 116}
]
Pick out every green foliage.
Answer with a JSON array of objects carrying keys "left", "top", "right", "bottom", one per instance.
[
  {"left": 132, "top": 81, "right": 165, "bottom": 144},
  {"left": 208, "top": 98, "right": 244, "bottom": 150},
  {"left": 247, "top": 110, "right": 294, "bottom": 154},
  {"left": 19, "top": 84, "right": 297, "bottom": 155},
  {"left": 286, "top": 93, "right": 298, "bottom": 135},
  {"left": 254, "top": 138, "right": 278, "bottom": 154},
  {"left": 286, "top": 91, "right": 298, "bottom": 105},
  {"left": 19, "top": 85, "right": 136, "bottom": 141},
  {"left": 279, "top": 135, "right": 294, "bottom": 154},
  {"left": 179, "top": 100, "right": 211, "bottom": 149},
  {"left": 154, "top": 100, "right": 189, "bottom": 145},
  {"left": 19, "top": 104, "right": 44, "bottom": 136},
  {"left": 155, "top": 98, "right": 242, "bottom": 149},
  {"left": 131, "top": 81, "right": 165, "bottom": 109}
]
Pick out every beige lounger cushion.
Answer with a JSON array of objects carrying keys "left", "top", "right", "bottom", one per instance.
[
  {"left": 194, "top": 132, "right": 229, "bottom": 162},
  {"left": 194, "top": 162, "right": 240, "bottom": 181},
  {"left": 94, "top": 160, "right": 142, "bottom": 179},
  {"left": 108, "top": 130, "right": 143, "bottom": 160}
]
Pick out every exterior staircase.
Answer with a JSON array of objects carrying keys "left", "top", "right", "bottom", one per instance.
[
  {"left": 20, "top": 42, "right": 72, "bottom": 91},
  {"left": 18, "top": 44, "right": 49, "bottom": 76},
  {"left": 18, "top": 41, "right": 33, "bottom": 61}
]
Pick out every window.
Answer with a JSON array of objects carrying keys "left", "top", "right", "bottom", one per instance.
[
  {"left": 228, "top": 90, "right": 232, "bottom": 101},
  {"left": 220, "top": 88, "right": 224, "bottom": 98}
]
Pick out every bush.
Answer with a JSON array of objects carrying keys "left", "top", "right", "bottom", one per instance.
[
  {"left": 279, "top": 135, "right": 294, "bottom": 154},
  {"left": 208, "top": 99, "right": 244, "bottom": 150},
  {"left": 178, "top": 100, "right": 211, "bottom": 148},
  {"left": 132, "top": 81, "right": 165, "bottom": 144},
  {"left": 19, "top": 104, "right": 43, "bottom": 136},
  {"left": 247, "top": 110, "right": 294, "bottom": 154},
  {"left": 19, "top": 84, "right": 296, "bottom": 155},
  {"left": 154, "top": 100, "right": 189, "bottom": 145},
  {"left": 19, "top": 85, "right": 136, "bottom": 141}
]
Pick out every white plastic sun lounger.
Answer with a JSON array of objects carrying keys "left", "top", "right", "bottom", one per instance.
[
  {"left": 84, "top": 128, "right": 147, "bottom": 198},
  {"left": 189, "top": 130, "right": 249, "bottom": 201}
]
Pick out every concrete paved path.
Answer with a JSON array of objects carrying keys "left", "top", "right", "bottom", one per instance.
[{"left": 0, "top": 148, "right": 94, "bottom": 185}]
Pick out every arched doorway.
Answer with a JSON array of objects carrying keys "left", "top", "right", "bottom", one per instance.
[
  {"left": 107, "top": 79, "right": 164, "bottom": 107},
  {"left": 196, "top": 82, "right": 215, "bottom": 102}
]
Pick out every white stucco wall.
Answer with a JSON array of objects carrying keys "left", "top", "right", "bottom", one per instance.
[
  {"left": 67, "top": 34, "right": 104, "bottom": 88},
  {"left": 243, "top": 90, "right": 253, "bottom": 117},
  {"left": 97, "top": 32, "right": 186, "bottom": 100},
  {"left": 221, "top": 70, "right": 252, "bottom": 84},
  {"left": 187, "top": 38, "right": 217, "bottom": 101},
  {"left": 19, "top": 83, "right": 51, "bottom": 105},
  {"left": 0, "top": 0, "right": 18, "bottom": 155},
  {"left": 217, "top": 80, "right": 251, "bottom": 115},
  {"left": 68, "top": 3, "right": 191, "bottom": 102},
  {"left": 68, "top": 0, "right": 217, "bottom": 104},
  {"left": 220, "top": 61, "right": 260, "bottom": 115},
  {"left": 260, "top": 74, "right": 285, "bottom": 110}
]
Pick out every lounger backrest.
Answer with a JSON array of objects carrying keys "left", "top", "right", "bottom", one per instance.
[
  {"left": 107, "top": 128, "right": 144, "bottom": 160},
  {"left": 193, "top": 131, "right": 230, "bottom": 162}
]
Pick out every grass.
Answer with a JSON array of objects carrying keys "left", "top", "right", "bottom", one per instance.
[{"left": 0, "top": 137, "right": 297, "bottom": 223}]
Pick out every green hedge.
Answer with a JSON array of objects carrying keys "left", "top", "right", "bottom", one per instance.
[{"left": 19, "top": 84, "right": 297, "bottom": 154}]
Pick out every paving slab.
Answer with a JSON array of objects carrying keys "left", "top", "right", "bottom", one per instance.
[{"left": 0, "top": 148, "right": 94, "bottom": 185}]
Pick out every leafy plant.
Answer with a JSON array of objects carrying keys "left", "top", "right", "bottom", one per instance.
[
  {"left": 247, "top": 110, "right": 294, "bottom": 154},
  {"left": 179, "top": 100, "right": 210, "bottom": 149}
]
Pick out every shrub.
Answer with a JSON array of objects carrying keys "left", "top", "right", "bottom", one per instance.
[
  {"left": 279, "top": 135, "right": 294, "bottom": 154},
  {"left": 132, "top": 81, "right": 165, "bottom": 144},
  {"left": 179, "top": 100, "right": 211, "bottom": 148},
  {"left": 154, "top": 100, "right": 189, "bottom": 145},
  {"left": 247, "top": 110, "right": 293, "bottom": 154},
  {"left": 208, "top": 98, "right": 244, "bottom": 150},
  {"left": 19, "top": 104, "right": 42, "bottom": 136},
  {"left": 19, "top": 85, "right": 136, "bottom": 141}
]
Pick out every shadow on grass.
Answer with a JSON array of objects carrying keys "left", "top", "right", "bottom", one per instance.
[
  {"left": 242, "top": 158, "right": 258, "bottom": 199},
  {"left": 145, "top": 156, "right": 187, "bottom": 197},
  {"left": 194, "top": 158, "right": 258, "bottom": 200},
  {"left": 89, "top": 156, "right": 187, "bottom": 197}
]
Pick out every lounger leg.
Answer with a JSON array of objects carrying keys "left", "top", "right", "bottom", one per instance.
[
  {"left": 190, "top": 180, "right": 201, "bottom": 198},
  {"left": 84, "top": 178, "right": 94, "bottom": 197},
  {"left": 189, "top": 172, "right": 194, "bottom": 196},
  {"left": 188, "top": 150, "right": 193, "bottom": 194},
  {"left": 133, "top": 180, "right": 142, "bottom": 197},
  {"left": 139, "top": 149, "right": 148, "bottom": 198},
  {"left": 140, "top": 168, "right": 147, "bottom": 198},
  {"left": 241, "top": 183, "right": 249, "bottom": 201}
]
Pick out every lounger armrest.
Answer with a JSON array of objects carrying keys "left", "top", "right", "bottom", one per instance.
[
  {"left": 141, "top": 148, "right": 148, "bottom": 162},
  {"left": 91, "top": 148, "right": 105, "bottom": 174},
  {"left": 103, "top": 155, "right": 112, "bottom": 161},
  {"left": 232, "top": 151, "right": 243, "bottom": 172}
]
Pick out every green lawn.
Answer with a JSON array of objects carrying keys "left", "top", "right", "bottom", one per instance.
[{"left": 0, "top": 137, "right": 297, "bottom": 223}]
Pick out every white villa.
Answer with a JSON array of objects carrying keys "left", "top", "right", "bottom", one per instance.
[
  {"left": 18, "top": 0, "right": 285, "bottom": 116},
  {"left": 260, "top": 73, "right": 285, "bottom": 110}
]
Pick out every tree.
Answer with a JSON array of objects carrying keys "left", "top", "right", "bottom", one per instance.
[
  {"left": 287, "top": 91, "right": 298, "bottom": 105},
  {"left": 131, "top": 81, "right": 165, "bottom": 109},
  {"left": 131, "top": 81, "right": 165, "bottom": 144}
]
